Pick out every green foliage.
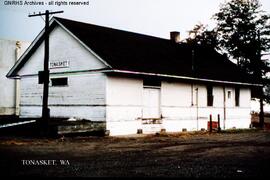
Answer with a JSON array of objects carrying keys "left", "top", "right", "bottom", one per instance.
[
  {"left": 213, "top": 0, "right": 270, "bottom": 77},
  {"left": 186, "top": 0, "right": 270, "bottom": 103},
  {"left": 213, "top": 0, "right": 270, "bottom": 102},
  {"left": 186, "top": 23, "right": 218, "bottom": 49},
  {"left": 186, "top": 0, "right": 270, "bottom": 102}
]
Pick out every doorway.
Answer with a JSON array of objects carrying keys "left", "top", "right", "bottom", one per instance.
[{"left": 142, "top": 88, "right": 161, "bottom": 118}]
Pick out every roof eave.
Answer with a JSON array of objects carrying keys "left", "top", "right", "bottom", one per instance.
[
  {"left": 53, "top": 17, "right": 113, "bottom": 69},
  {"left": 6, "top": 18, "right": 58, "bottom": 78},
  {"left": 111, "top": 69, "right": 263, "bottom": 87},
  {"left": 6, "top": 17, "right": 113, "bottom": 79}
]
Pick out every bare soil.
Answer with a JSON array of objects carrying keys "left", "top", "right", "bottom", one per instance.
[{"left": 1, "top": 129, "right": 270, "bottom": 178}]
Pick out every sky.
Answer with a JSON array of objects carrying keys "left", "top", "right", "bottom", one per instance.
[{"left": 0, "top": 0, "right": 270, "bottom": 42}]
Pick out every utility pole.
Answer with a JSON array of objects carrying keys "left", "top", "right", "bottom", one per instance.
[{"left": 29, "top": 10, "right": 63, "bottom": 135}]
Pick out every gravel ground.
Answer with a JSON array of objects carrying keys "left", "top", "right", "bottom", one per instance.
[{"left": 0, "top": 129, "right": 270, "bottom": 178}]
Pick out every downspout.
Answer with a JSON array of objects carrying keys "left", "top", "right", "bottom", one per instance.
[
  {"left": 223, "top": 86, "right": 226, "bottom": 129},
  {"left": 195, "top": 88, "right": 199, "bottom": 131},
  {"left": 191, "top": 84, "right": 194, "bottom": 106},
  {"left": 191, "top": 49, "right": 195, "bottom": 106},
  {"left": 191, "top": 49, "right": 198, "bottom": 129},
  {"left": 15, "top": 41, "right": 21, "bottom": 116}
]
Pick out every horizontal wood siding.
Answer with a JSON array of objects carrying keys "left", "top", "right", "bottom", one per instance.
[
  {"left": 106, "top": 76, "right": 143, "bottom": 135},
  {"left": 106, "top": 77, "right": 252, "bottom": 135},
  {"left": 20, "top": 73, "right": 106, "bottom": 121}
]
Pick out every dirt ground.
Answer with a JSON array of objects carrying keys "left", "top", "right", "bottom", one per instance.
[{"left": 1, "top": 129, "right": 270, "bottom": 178}]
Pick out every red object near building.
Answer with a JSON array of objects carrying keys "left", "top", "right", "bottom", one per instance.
[{"left": 208, "top": 121, "right": 218, "bottom": 130}]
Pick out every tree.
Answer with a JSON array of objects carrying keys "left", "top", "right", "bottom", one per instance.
[
  {"left": 265, "top": 82, "right": 270, "bottom": 103},
  {"left": 213, "top": 0, "right": 270, "bottom": 128},
  {"left": 186, "top": 23, "right": 218, "bottom": 49},
  {"left": 213, "top": 0, "right": 270, "bottom": 74}
]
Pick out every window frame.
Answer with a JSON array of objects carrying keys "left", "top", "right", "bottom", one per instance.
[
  {"left": 207, "top": 85, "right": 214, "bottom": 107},
  {"left": 235, "top": 87, "right": 240, "bottom": 107},
  {"left": 143, "top": 78, "right": 161, "bottom": 88},
  {"left": 227, "top": 90, "right": 232, "bottom": 99},
  {"left": 50, "top": 77, "right": 68, "bottom": 87}
]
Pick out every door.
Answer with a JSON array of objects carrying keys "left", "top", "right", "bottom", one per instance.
[{"left": 142, "top": 88, "right": 160, "bottom": 118}]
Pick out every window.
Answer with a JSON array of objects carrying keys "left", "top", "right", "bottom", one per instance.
[
  {"left": 228, "top": 91, "right": 231, "bottom": 99},
  {"left": 51, "top": 77, "right": 68, "bottom": 86},
  {"left": 235, "top": 88, "right": 240, "bottom": 106},
  {"left": 207, "top": 85, "right": 214, "bottom": 106},
  {"left": 143, "top": 78, "right": 161, "bottom": 87}
]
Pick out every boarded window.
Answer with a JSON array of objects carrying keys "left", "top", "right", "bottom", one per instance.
[
  {"left": 235, "top": 88, "right": 240, "bottom": 106},
  {"left": 207, "top": 85, "right": 214, "bottom": 106},
  {"left": 51, "top": 77, "right": 68, "bottom": 86}
]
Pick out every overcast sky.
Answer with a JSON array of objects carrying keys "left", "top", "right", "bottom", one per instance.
[{"left": 0, "top": 0, "right": 270, "bottom": 42}]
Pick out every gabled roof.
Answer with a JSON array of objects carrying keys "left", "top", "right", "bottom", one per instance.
[{"left": 7, "top": 17, "right": 261, "bottom": 86}]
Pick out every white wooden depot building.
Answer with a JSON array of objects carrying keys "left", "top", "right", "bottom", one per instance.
[{"left": 6, "top": 17, "right": 261, "bottom": 135}]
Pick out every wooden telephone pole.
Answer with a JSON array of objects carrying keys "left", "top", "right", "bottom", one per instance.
[{"left": 29, "top": 10, "right": 63, "bottom": 134}]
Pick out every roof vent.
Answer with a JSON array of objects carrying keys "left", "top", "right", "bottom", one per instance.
[{"left": 170, "top": 31, "right": 180, "bottom": 43}]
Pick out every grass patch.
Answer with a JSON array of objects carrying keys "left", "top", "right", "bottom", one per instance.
[
  {"left": 149, "top": 130, "right": 211, "bottom": 138},
  {"left": 219, "top": 128, "right": 260, "bottom": 134},
  {"left": 147, "top": 128, "right": 261, "bottom": 138}
]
